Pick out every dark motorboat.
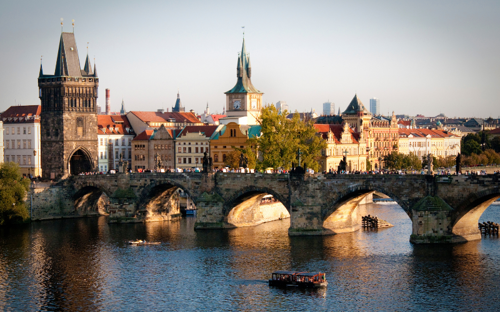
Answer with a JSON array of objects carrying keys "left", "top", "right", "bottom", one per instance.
[{"left": 269, "top": 271, "right": 328, "bottom": 288}]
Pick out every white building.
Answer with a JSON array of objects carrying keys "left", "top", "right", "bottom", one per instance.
[
  {"left": 399, "top": 128, "right": 461, "bottom": 160},
  {"left": 370, "top": 98, "right": 380, "bottom": 116},
  {"left": 97, "top": 115, "right": 135, "bottom": 172},
  {"left": 2, "top": 105, "right": 42, "bottom": 177},
  {"left": 323, "top": 102, "right": 334, "bottom": 116},
  {"left": 276, "top": 101, "right": 289, "bottom": 114}
]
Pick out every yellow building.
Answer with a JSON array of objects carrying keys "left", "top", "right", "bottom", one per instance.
[{"left": 314, "top": 123, "right": 368, "bottom": 172}]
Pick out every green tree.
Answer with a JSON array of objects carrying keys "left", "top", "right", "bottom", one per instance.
[
  {"left": 462, "top": 140, "right": 482, "bottom": 156},
  {"left": 254, "top": 104, "right": 326, "bottom": 171},
  {"left": 491, "top": 136, "right": 500, "bottom": 153},
  {"left": 223, "top": 150, "right": 241, "bottom": 169},
  {"left": 234, "top": 145, "right": 257, "bottom": 169},
  {"left": 0, "top": 162, "right": 30, "bottom": 225},
  {"left": 366, "top": 159, "right": 372, "bottom": 171}
]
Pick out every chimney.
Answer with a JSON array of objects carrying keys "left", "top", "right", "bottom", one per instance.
[{"left": 105, "top": 89, "right": 111, "bottom": 115}]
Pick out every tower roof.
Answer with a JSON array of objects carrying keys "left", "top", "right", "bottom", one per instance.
[
  {"left": 172, "top": 92, "right": 185, "bottom": 112},
  {"left": 53, "top": 32, "right": 94, "bottom": 77},
  {"left": 226, "top": 38, "right": 262, "bottom": 94},
  {"left": 343, "top": 94, "right": 370, "bottom": 115}
]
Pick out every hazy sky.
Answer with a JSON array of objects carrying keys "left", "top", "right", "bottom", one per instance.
[{"left": 1, "top": 0, "right": 499, "bottom": 118}]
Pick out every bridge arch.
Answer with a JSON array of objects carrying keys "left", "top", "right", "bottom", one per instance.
[
  {"left": 138, "top": 179, "right": 196, "bottom": 221},
  {"left": 321, "top": 185, "right": 411, "bottom": 234},
  {"left": 223, "top": 186, "right": 290, "bottom": 228},
  {"left": 451, "top": 187, "right": 500, "bottom": 239},
  {"left": 72, "top": 183, "right": 111, "bottom": 216}
]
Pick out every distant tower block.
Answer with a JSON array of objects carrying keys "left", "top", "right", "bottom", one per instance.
[{"left": 105, "top": 89, "right": 110, "bottom": 115}]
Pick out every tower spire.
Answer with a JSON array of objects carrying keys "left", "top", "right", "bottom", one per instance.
[
  {"left": 83, "top": 42, "right": 92, "bottom": 75},
  {"left": 39, "top": 56, "right": 43, "bottom": 77}
]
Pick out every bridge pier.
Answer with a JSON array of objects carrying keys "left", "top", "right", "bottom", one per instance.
[
  {"left": 194, "top": 192, "right": 227, "bottom": 229},
  {"left": 409, "top": 196, "right": 456, "bottom": 244}
]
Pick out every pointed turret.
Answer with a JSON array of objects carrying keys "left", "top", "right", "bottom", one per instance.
[
  {"left": 83, "top": 53, "right": 93, "bottom": 75},
  {"left": 343, "top": 94, "right": 370, "bottom": 116},
  {"left": 93, "top": 62, "right": 98, "bottom": 77},
  {"left": 39, "top": 63, "right": 44, "bottom": 77},
  {"left": 120, "top": 99, "right": 126, "bottom": 115}
]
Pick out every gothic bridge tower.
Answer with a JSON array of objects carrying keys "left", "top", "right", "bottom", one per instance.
[{"left": 38, "top": 31, "right": 99, "bottom": 179}]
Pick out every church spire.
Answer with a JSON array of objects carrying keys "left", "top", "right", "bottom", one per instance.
[
  {"left": 226, "top": 37, "right": 261, "bottom": 94},
  {"left": 93, "top": 62, "right": 98, "bottom": 77},
  {"left": 83, "top": 53, "right": 93, "bottom": 75},
  {"left": 120, "top": 99, "right": 126, "bottom": 115},
  {"left": 39, "top": 63, "right": 44, "bottom": 77}
]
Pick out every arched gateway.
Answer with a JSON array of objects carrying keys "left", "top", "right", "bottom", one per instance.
[{"left": 68, "top": 148, "right": 94, "bottom": 175}]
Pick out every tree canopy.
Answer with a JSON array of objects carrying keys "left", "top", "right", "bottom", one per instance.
[
  {"left": 0, "top": 162, "right": 30, "bottom": 225},
  {"left": 383, "top": 152, "right": 422, "bottom": 170},
  {"left": 251, "top": 104, "right": 326, "bottom": 171}
]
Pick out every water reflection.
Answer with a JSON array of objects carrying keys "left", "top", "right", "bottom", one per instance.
[{"left": 0, "top": 203, "right": 499, "bottom": 310}]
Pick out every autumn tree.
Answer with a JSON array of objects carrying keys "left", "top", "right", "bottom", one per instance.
[{"left": 254, "top": 104, "right": 326, "bottom": 171}]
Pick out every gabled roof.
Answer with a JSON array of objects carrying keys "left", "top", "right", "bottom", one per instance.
[
  {"left": 398, "top": 128, "right": 458, "bottom": 138},
  {"left": 226, "top": 38, "right": 262, "bottom": 94},
  {"left": 98, "top": 115, "right": 133, "bottom": 135},
  {"left": 314, "top": 124, "right": 359, "bottom": 144},
  {"left": 398, "top": 120, "right": 412, "bottom": 126},
  {"left": 210, "top": 114, "right": 226, "bottom": 122},
  {"left": 133, "top": 130, "right": 155, "bottom": 141},
  {"left": 2, "top": 105, "right": 41, "bottom": 123},
  {"left": 176, "top": 125, "right": 219, "bottom": 138},
  {"left": 343, "top": 94, "right": 370, "bottom": 115},
  {"left": 130, "top": 111, "right": 201, "bottom": 124}
]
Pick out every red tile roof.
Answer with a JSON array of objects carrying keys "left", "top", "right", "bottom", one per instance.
[
  {"left": 2, "top": 105, "right": 41, "bottom": 123},
  {"left": 211, "top": 115, "right": 226, "bottom": 122},
  {"left": 398, "top": 120, "right": 412, "bottom": 126},
  {"left": 314, "top": 124, "right": 359, "bottom": 144},
  {"left": 177, "top": 125, "right": 219, "bottom": 138},
  {"left": 98, "top": 115, "right": 134, "bottom": 135},
  {"left": 133, "top": 130, "right": 155, "bottom": 141},
  {"left": 489, "top": 128, "right": 500, "bottom": 135},
  {"left": 130, "top": 111, "right": 201, "bottom": 124}
]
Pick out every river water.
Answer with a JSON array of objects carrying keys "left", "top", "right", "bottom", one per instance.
[{"left": 1, "top": 203, "right": 500, "bottom": 311}]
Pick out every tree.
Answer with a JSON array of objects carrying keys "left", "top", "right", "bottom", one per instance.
[
  {"left": 491, "top": 136, "right": 500, "bottom": 153},
  {"left": 254, "top": 104, "right": 326, "bottom": 171},
  {"left": 223, "top": 150, "right": 241, "bottom": 169},
  {"left": 462, "top": 140, "right": 482, "bottom": 156},
  {"left": 0, "top": 162, "right": 30, "bottom": 225},
  {"left": 366, "top": 159, "right": 372, "bottom": 171}
]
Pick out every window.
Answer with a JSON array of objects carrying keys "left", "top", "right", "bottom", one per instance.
[
  {"left": 128, "top": 148, "right": 131, "bottom": 159},
  {"left": 100, "top": 138, "right": 103, "bottom": 146},
  {"left": 23, "top": 127, "right": 26, "bottom": 134},
  {"left": 188, "top": 147, "right": 191, "bottom": 153},
  {"left": 17, "top": 127, "right": 20, "bottom": 135},
  {"left": 5, "top": 128, "right": 9, "bottom": 135},
  {"left": 100, "top": 166, "right": 103, "bottom": 172},
  {"left": 6, "top": 141, "right": 9, "bottom": 149},
  {"left": 17, "top": 140, "right": 21, "bottom": 149},
  {"left": 23, "top": 140, "right": 26, "bottom": 149},
  {"left": 214, "top": 154, "right": 218, "bottom": 162},
  {"left": 100, "top": 152, "right": 103, "bottom": 159},
  {"left": 17, "top": 155, "right": 20, "bottom": 164},
  {"left": 28, "top": 140, "right": 32, "bottom": 149},
  {"left": 128, "top": 138, "right": 132, "bottom": 146},
  {"left": 195, "top": 158, "right": 199, "bottom": 164},
  {"left": 122, "top": 138, "right": 126, "bottom": 146},
  {"left": 223, "top": 154, "right": 226, "bottom": 162},
  {"left": 178, "top": 158, "right": 182, "bottom": 164},
  {"left": 178, "top": 147, "right": 182, "bottom": 153},
  {"left": 183, "top": 147, "right": 186, "bottom": 153},
  {"left": 183, "top": 158, "right": 186, "bottom": 164},
  {"left": 195, "top": 147, "right": 199, "bottom": 153},
  {"left": 12, "top": 140, "right": 15, "bottom": 149},
  {"left": 6, "top": 156, "right": 9, "bottom": 162},
  {"left": 115, "top": 139, "right": 119, "bottom": 146},
  {"left": 188, "top": 158, "right": 191, "bottom": 164},
  {"left": 28, "top": 156, "right": 32, "bottom": 165},
  {"left": 115, "top": 150, "right": 119, "bottom": 159}
]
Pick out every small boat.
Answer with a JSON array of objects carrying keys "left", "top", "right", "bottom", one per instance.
[
  {"left": 185, "top": 209, "right": 197, "bottom": 216},
  {"left": 269, "top": 271, "right": 328, "bottom": 288},
  {"left": 128, "top": 240, "right": 161, "bottom": 246}
]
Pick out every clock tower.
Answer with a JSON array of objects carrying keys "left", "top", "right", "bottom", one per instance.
[{"left": 221, "top": 38, "right": 263, "bottom": 125}]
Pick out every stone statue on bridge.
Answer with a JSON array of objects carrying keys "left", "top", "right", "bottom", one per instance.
[
  {"left": 202, "top": 152, "right": 213, "bottom": 173},
  {"left": 456, "top": 153, "right": 461, "bottom": 174},
  {"left": 427, "top": 153, "right": 434, "bottom": 174},
  {"left": 338, "top": 156, "right": 347, "bottom": 172},
  {"left": 155, "top": 153, "right": 162, "bottom": 171},
  {"left": 239, "top": 153, "right": 248, "bottom": 169}
]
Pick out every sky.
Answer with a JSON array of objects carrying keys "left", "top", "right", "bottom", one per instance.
[{"left": 1, "top": 0, "right": 499, "bottom": 118}]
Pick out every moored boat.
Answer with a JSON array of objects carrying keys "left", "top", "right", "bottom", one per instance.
[
  {"left": 269, "top": 271, "right": 327, "bottom": 288},
  {"left": 128, "top": 240, "right": 161, "bottom": 246}
]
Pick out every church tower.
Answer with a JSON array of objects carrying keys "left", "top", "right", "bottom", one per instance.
[
  {"left": 222, "top": 38, "right": 263, "bottom": 125},
  {"left": 38, "top": 31, "right": 99, "bottom": 179}
]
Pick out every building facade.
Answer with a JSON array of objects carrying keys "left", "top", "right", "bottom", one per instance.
[
  {"left": 175, "top": 125, "right": 221, "bottom": 169},
  {"left": 2, "top": 105, "right": 42, "bottom": 176},
  {"left": 131, "top": 125, "right": 175, "bottom": 171},
  {"left": 315, "top": 123, "right": 367, "bottom": 172},
  {"left": 38, "top": 31, "right": 99, "bottom": 179},
  {"left": 221, "top": 38, "right": 263, "bottom": 125},
  {"left": 370, "top": 98, "right": 380, "bottom": 115},
  {"left": 398, "top": 129, "right": 461, "bottom": 160},
  {"left": 127, "top": 110, "right": 202, "bottom": 135},
  {"left": 97, "top": 115, "right": 135, "bottom": 172},
  {"left": 0, "top": 119, "right": 3, "bottom": 165}
]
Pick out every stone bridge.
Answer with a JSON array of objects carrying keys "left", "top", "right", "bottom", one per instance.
[{"left": 30, "top": 172, "right": 500, "bottom": 244}]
